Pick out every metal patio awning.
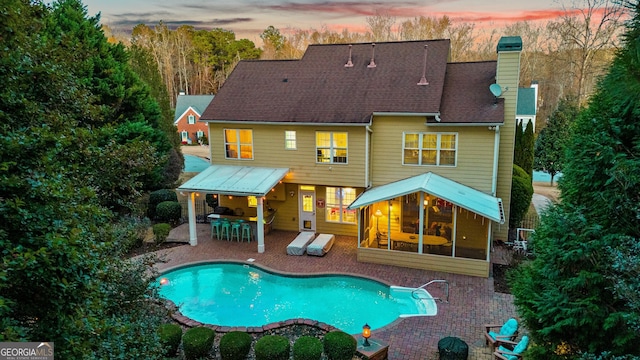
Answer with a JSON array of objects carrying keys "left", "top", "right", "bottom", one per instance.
[
  {"left": 177, "top": 165, "right": 289, "bottom": 197},
  {"left": 348, "top": 172, "right": 505, "bottom": 223}
]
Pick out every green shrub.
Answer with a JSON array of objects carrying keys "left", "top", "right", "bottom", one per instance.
[
  {"left": 293, "top": 336, "right": 323, "bottom": 360},
  {"left": 156, "top": 201, "right": 181, "bottom": 224},
  {"left": 148, "top": 189, "right": 178, "bottom": 220},
  {"left": 510, "top": 164, "right": 534, "bottom": 227},
  {"left": 323, "top": 331, "right": 356, "bottom": 360},
  {"left": 157, "top": 323, "right": 182, "bottom": 358},
  {"left": 110, "top": 216, "right": 151, "bottom": 254},
  {"left": 219, "top": 331, "right": 253, "bottom": 360},
  {"left": 182, "top": 326, "right": 215, "bottom": 360},
  {"left": 254, "top": 335, "right": 290, "bottom": 360},
  {"left": 152, "top": 223, "right": 171, "bottom": 244}
]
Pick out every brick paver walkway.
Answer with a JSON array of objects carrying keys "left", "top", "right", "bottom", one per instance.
[{"left": 157, "top": 224, "right": 518, "bottom": 360}]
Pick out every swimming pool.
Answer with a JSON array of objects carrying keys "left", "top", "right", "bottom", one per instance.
[{"left": 157, "top": 262, "right": 437, "bottom": 334}]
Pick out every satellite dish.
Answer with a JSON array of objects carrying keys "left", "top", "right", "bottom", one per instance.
[{"left": 490, "top": 83, "right": 503, "bottom": 97}]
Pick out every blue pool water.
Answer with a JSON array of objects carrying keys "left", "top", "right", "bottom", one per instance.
[
  {"left": 532, "top": 170, "right": 562, "bottom": 183},
  {"left": 183, "top": 154, "right": 209, "bottom": 172},
  {"left": 157, "top": 263, "right": 436, "bottom": 334}
]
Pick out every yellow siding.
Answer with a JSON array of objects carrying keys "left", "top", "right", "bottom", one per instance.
[
  {"left": 208, "top": 123, "right": 368, "bottom": 187},
  {"left": 370, "top": 116, "right": 496, "bottom": 193},
  {"left": 357, "top": 248, "right": 490, "bottom": 277},
  {"left": 494, "top": 50, "right": 522, "bottom": 241}
]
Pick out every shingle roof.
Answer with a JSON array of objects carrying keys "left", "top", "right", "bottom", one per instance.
[
  {"left": 439, "top": 61, "right": 504, "bottom": 123},
  {"left": 201, "top": 40, "right": 504, "bottom": 125},
  {"left": 517, "top": 88, "right": 536, "bottom": 116},
  {"left": 174, "top": 94, "right": 214, "bottom": 122}
]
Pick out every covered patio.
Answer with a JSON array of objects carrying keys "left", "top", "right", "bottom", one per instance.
[{"left": 177, "top": 164, "right": 289, "bottom": 252}]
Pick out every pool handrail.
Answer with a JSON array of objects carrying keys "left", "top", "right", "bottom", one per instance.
[{"left": 412, "top": 279, "right": 449, "bottom": 303}]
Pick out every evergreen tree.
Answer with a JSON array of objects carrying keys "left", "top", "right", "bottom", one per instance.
[
  {"left": 521, "top": 120, "right": 534, "bottom": 178},
  {"left": 514, "top": 120, "right": 524, "bottom": 169},
  {"left": 511, "top": 1, "right": 640, "bottom": 357},
  {"left": 533, "top": 97, "right": 578, "bottom": 185},
  {"left": 0, "top": 1, "right": 168, "bottom": 357}
]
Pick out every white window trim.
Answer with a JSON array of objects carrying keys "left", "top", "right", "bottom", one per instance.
[
  {"left": 285, "top": 130, "right": 297, "bottom": 150},
  {"left": 188, "top": 115, "right": 196, "bottom": 124},
  {"left": 316, "top": 131, "right": 348, "bottom": 164},
  {"left": 325, "top": 187, "right": 357, "bottom": 224},
  {"left": 196, "top": 130, "right": 204, "bottom": 139},
  {"left": 402, "top": 132, "right": 458, "bottom": 167},
  {"left": 181, "top": 131, "right": 189, "bottom": 142},
  {"left": 224, "top": 129, "right": 254, "bottom": 160}
]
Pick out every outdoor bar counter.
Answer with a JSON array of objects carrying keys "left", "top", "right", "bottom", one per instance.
[{"left": 207, "top": 209, "right": 277, "bottom": 237}]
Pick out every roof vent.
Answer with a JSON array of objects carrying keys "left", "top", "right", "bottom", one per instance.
[
  {"left": 417, "top": 45, "right": 429, "bottom": 86},
  {"left": 367, "top": 43, "right": 376, "bottom": 68},
  {"left": 345, "top": 45, "right": 354, "bottom": 67}
]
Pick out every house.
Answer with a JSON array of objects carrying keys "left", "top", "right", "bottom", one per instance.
[
  {"left": 178, "top": 37, "right": 522, "bottom": 278},
  {"left": 174, "top": 94, "right": 214, "bottom": 144},
  {"left": 516, "top": 82, "right": 538, "bottom": 131}
]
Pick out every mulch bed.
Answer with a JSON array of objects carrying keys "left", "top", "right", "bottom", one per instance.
[{"left": 493, "top": 264, "right": 512, "bottom": 294}]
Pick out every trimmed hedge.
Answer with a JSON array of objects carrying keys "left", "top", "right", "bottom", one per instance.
[
  {"left": 148, "top": 189, "right": 178, "bottom": 220},
  {"left": 293, "top": 336, "right": 323, "bottom": 360},
  {"left": 156, "top": 201, "right": 181, "bottom": 224},
  {"left": 510, "top": 164, "right": 534, "bottom": 227},
  {"left": 219, "top": 331, "right": 253, "bottom": 360},
  {"left": 323, "top": 331, "right": 357, "bottom": 360},
  {"left": 152, "top": 223, "right": 171, "bottom": 244},
  {"left": 255, "top": 335, "right": 290, "bottom": 360},
  {"left": 157, "top": 323, "right": 182, "bottom": 358},
  {"left": 182, "top": 326, "right": 215, "bottom": 360}
]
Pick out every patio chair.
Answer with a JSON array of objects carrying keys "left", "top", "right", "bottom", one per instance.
[
  {"left": 493, "top": 335, "right": 529, "bottom": 360},
  {"left": 484, "top": 318, "right": 519, "bottom": 350}
]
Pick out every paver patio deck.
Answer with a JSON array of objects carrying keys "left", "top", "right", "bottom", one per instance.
[{"left": 156, "top": 224, "right": 518, "bottom": 360}]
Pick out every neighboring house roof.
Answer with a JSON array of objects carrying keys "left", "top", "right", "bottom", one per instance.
[
  {"left": 201, "top": 40, "right": 504, "bottom": 125},
  {"left": 174, "top": 94, "right": 215, "bottom": 124},
  {"left": 348, "top": 172, "right": 505, "bottom": 224},
  {"left": 517, "top": 88, "right": 536, "bottom": 116}
]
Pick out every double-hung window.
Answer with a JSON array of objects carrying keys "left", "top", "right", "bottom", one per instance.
[
  {"left": 188, "top": 115, "right": 196, "bottom": 124},
  {"left": 284, "top": 131, "right": 297, "bottom": 150},
  {"left": 316, "top": 132, "right": 347, "bottom": 163},
  {"left": 225, "top": 129, "right": 253, "bottom": 160},
  {"left": 403, "top": 132, "right": 457, "bottom": 166},
  {"left": 325, "top": 187, "right": 356, "bottom": 224}
]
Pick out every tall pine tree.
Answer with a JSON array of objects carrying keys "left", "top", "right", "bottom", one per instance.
[{"left": 511, "top": 1, "right": 640, "bottom": 357}]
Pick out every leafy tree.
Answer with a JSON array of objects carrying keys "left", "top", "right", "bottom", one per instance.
[
  {"left": 534, "top": 97, "right": 578, "bottom": 185},
  {"left": 511, "top": 1, "right": 640, "bottom": 357},
  {"left": 0, "top": 0, "right": 169, "bottom": 357}
]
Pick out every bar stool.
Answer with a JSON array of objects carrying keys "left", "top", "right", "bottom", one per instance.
[
  {"left": 220, "top": 219, "right": 232, "bottom": 241},
  {"left": 231, "top": 221, "right": 242, "bottom": 242},
  {"left": 241, "top": 223, "right": 252, "bottom": 243},
  {"left": 210, "top": 219, "right": 222, "bottom": 239}
]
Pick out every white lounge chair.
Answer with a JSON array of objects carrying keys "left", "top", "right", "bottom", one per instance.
[
  {"left": 307, "top": 234, "right": 335, "bottom": 256},
  {"left": 286, "top": 231, "right": 316, "bottom": 255}
]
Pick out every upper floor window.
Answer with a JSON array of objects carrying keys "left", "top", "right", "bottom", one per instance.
[
  {"left": 188, "top": 115, "right": 196, "bottom": 124},
  {"left": 225, "top": 129, "right": 253, "bottom": 160},
  {"left": 326, "top": 187, "right": 357, "bottom": 224},
  {"left": 403, "top": 132, "right": 457, "bottom": 166},
  {"left": 285, "top": 131, "right": 297, "bottom": 150},
  {"left": 316, "top": 132, "right": 347, "bottom": 164}
]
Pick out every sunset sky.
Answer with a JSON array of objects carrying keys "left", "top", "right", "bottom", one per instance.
[{"left": 82, "top": 0, "right": 564, "bottom": 42}]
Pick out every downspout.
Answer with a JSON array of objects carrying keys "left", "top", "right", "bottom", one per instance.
[
  {"left": 491, "top": 125, "right": 501, "bottom": 196},
  {"left": 365, "top": 125, "right": 373, "bottom": 187}
]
